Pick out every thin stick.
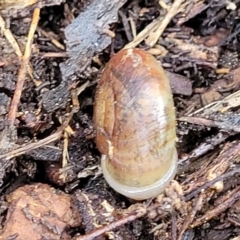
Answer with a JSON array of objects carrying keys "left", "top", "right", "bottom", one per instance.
[
  {"left": 124, "top": 0, "right": 184, "bottom": 49},
  {"left": 75, "top": 203, "right": 161, "bottom": 240},
  {"left": 185, "top": 168, "right": 240, "bottom": 201},
  {"left": 0, "top": 110, "right": 75, "bottom": 161},
  {"left": 39, "top": 28, "right": 65, "bottom": 50},
  {"left": 0, "top": 130, "right": 62, "bottom": 160},
  {"left": 0, "top": 14, "right": 22, "bottom": 57},
  {"left": 8, "top": 8, "right": 40, "bottom": 125},
  {"left": 191, "top": 186, "right": 240, "bottom": 228},
  {"left": 123, "top": 18, "right": 161, "bottom": 49},
  {"left": 177, "top": 193, "right": 203, "bottom": 240},
  {"left": 42, "top": 52, "right": 68, "bottom": 58}
]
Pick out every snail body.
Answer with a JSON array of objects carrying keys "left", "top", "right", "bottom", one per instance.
[{"left": 93, "top": 48, "right": 177, "bottom": 200}]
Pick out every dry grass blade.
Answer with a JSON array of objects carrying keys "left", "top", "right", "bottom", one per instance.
[
  {"left": 8, "top": 7, "right": 40, "bottom": 125},
  {"left": 124, "top": 0, "right": 185, "bottom": 49},
  {"left": 0, "top": 13, "right": 22, "bottom": 57},
  {"left": 189, "top": 90, "right": 240, "bottom": 116},
  {"left": 38, "top": 28, "right": 65, "bottom": 50},
  {"left": 0, "top": 109, "right": 76, "bottom": 160},
  {"left": 124, "top": 17, "right": 163, "bottom": 49},
  {"left": 145, "top": 0, "right": 185, "bottom": 47}
]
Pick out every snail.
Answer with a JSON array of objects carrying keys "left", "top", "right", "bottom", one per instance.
[{"left": 93, "top": 48, "right": 178, "bottom": 200}]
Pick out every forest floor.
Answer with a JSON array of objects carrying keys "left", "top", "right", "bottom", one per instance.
[{"left": 1, "top": 0, "right": 240, "bottom": 239}]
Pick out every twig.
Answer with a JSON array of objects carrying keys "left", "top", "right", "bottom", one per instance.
[
  {"left": 62, "top": 130, "right": 69, "bottom": 168},
  {"left": 123, "top": 17, "right": 161, "bottom": 49},
  {"left": 184, "top": 168, "right": 240, "bottom": 201},
  {"left": 124, "top": 0, "right": 184, "bottom": 49},
  {"left": 0, "top": 11, "right": 42, "bottom": 87},
  {"left": 0, "top": 130, "right": 62, "bottom": 161},
  {"left": 171, "top": 209, "right": 177, "bottom": 240},
  {"left": 42, "top": 52, "right": 68, "bottom": 58},
  {"left": 8, "top": 8, "right": 40, "bottom": 125},
  {"left": 178, "top": 116, "right": 240, "bottom": 132},
  {"left": 177, "top": 193, "right": 203, "bottom": 240},
  {"left": 119, "top": 10, "right": 133, "bottom": 42},
  {"left": 38, "top": 28, "right": 65, "bottom": 50},
  {"left": 191, "top": 186, "right": 240, "bottom": 228},
  {"left": 0, "top": 110, "right": 75, "bottom": 161},
  {"left": 60, "top": 128, "right": 70, "bottom": 182},
  {"left": 183, "top": 140, "right": 240, "bottom": 196},
  {"left": 75, "top": 202, "right": 161, "bottom": 240},
  {"left": 177, "top": 132, "right": 230, "bottom": 174},
  {"left": 129, "top": 16, "right": 136, "bottom": 38},
  {"left": 59, "top": 81, "right": 89, "bottom": 181},
  {"left": 189, "top": 90, "right": 240, "bottom": 116},
  {"left": 0, "top": 13, "right": 22, "bottom": 57}
]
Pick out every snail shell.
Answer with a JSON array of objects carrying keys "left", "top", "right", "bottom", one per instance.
[{"left": 93, "top": 48, "right": 177, "bottom": 200}]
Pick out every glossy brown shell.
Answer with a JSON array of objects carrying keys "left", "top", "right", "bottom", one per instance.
[{"left": 93, "top": 48, "right": 177, "bottom": 188}]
